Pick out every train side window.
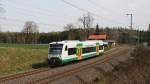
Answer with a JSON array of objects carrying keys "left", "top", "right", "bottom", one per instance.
[
  {"left": 68, "top": 48, "right": 76, "bottom": 55},
  {"left": 99, "top": 46, "right": 103, "bottom": 50},
  {"left": 65, "top": 46, "right": 68, "bottom": 51},
  {"left": 82, "top": 47, "right": 96, "bottom": 54}
]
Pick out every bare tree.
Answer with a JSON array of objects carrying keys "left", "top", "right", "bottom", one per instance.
[
  {"left": 22, "top": 21, "right": 39, "bottom": 33},
  {"left": 64, "top": 23, "right": 74, "bottom": 31},
  {"left": 22, "top": 21, "right": 39, "bottom": 44},
  {"left": 78, "top": 13, "right": 94, "bottom": 29},
  {"left": 78, "top": 16, "right": 86, "bottom": 29},
  {"left": 64, "top": 23, "right": 75, "bottom": 40},
  {"left": 78, "top": 13, "right": 94, "bottom": 39}
]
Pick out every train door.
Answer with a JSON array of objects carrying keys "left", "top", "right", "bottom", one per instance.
[
  {"left": 96, "top": 43, "right": 99, "bottom": 56},
  {"left": 96, "top": 45, "right": 99, "bottom": 56},
  {"left": 77, "top": 46, "right": 82, "bottom": 60}
]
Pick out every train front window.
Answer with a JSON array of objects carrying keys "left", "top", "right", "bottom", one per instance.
[{"left": 49, "top": 44, "right": 63, "bottom": 54}]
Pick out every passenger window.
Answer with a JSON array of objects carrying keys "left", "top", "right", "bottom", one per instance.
[
  {"left": 99, "top": 46, "right": 103, "bottom": 50},
  {"left": 65, "top": 46, "right": 68, "bottom": 51},
  {"left": 68, "top": 48, "right": 76, "bottom": 55},
  {"left": 82, "top": 47, "right": 96, "bottom": 54}
]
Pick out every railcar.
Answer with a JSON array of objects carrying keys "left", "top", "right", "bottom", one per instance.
[{"left": 48, "top": 40, "right": 104, "bottom": 65}]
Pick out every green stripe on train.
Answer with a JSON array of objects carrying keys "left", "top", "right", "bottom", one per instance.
[
  {"left": 77, "top": 43, "right": 83, "bottom": 46},
  {"left": 96, "top": 42, "right": 100, "bottom": 45},
  {"left": 82, "top": 53, "right": 97, "bottom": 59},
  {"left": 62, "top": 53, "right": 103, "bottom": 63},
  {"left": 62, "top": 57, "right": 78, "bottom": 63}
]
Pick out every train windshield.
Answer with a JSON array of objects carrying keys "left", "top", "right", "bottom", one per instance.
[{"left": 49, "top": 44, "right": 63, "bottom": 54}]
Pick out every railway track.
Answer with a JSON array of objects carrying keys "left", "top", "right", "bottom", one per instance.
[
  {"left": 0, "top": 67, "right": 50, "bottom": 83},
  {"left": 0, "top": 46, "right": 130, "bottom": 84},
  {"left": 28, "top": 46, "right": 130, "bottom": 84}
]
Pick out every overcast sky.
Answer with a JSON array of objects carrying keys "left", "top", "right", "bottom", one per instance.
[{"left": 0, "top": 0, "right": 149, "bottom": 32}]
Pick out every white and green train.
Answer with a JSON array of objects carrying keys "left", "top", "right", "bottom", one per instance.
[{"left": 48, "top": 40, "right": 104, "bottom": 65}]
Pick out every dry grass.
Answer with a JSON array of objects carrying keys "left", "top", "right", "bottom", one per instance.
[
  {"left": 0, "top": 48, "right": 48, "bottom": 77},
  {"left": 95, "top": 46, "right": 150, "bottom": 84}
]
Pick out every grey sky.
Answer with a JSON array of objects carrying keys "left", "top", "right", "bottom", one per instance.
[{"left": 0, "top": 0, "right": 149, "bottom": 32}]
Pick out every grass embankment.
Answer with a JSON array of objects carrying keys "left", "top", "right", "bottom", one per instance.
[
  {"left": 0, "top": 43, "right": 116, "bottom": 77},
  {"left": 0, "top": 43, "right": 48, "bottom": 49},
  {"left": 94, "top": 46, "right": 150, "bottom": 84},
  {"left": 0, "top": 44, "right": 48, "bottom": 77}
]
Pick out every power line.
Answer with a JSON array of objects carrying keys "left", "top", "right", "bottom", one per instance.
[
  {"left": 3, "top": 3, "right": 70, "bottom": 23},
  {"left": 87, "top": 0, "right": 128, "bottom": 22},
  {"left": 86, "top": 0, "right": 126, "bottom": 25},
  {"left": 0, "top": 23, "right": 64, "bottom": 32},
  {"left": 1, "top": 5, "right": 70, "bottom": 27},
  {"left": 5, "top": 0, "right": 126, "bottom": 26},
  {"left": 14, "top": 0, "right": 76, "bottom": 18},
  {"left": 5, "top": 8, "right": 50, "bottom": 22},
  {"left": 0, "top": 17, "right": 65, "bottom": 27},
  {"left": 1, "top": 23, "right": 64, "bottom": 28},
  {"left": 0, "top": 1, "right": 5, "bottom": 13},
  {"left": 3, "top": 0, "right": 126, "bottom": 29},
  {"left": 87, "top": 0, "right": 115, "bottom": 13},
  {"left": 62, "top": 0, "right": 89, "bottom": 13},
  {"left": 87, "top": 0, "right": 125, "bottom": 18},
  {"left": 5, "top": 0, "right": 76, "bottom": 19},
  {"left": 61, "top": 0, "right": 125, "bottom": 26}
]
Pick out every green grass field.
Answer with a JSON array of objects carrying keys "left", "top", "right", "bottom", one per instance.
[
  {"left": 0, "top": 44, "right": 49, "bottom": 77},
  {"left": 0, "top": 43, "right": 49, "bottom": 49},
  {"left": 0, "top": 43, "right": 115, "bottom": 77}
]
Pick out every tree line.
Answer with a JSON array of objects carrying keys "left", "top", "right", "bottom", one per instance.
[{"left": 0, "top": 26, "right": 149, "bottom": 44}]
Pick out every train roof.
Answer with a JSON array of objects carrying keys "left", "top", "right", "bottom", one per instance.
[{"left": 50, "top": 40, "right": 104, "bottom": 45}]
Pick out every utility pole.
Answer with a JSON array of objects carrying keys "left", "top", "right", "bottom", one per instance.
[
  {"left": 83, "top": 16, "right": 86, "bottom": 29},
  {"left": 0, "top": 24, "right": 1, "bottom": 32},
  {"left": 137, "top": 26, "right": 140, "bottom": 46},
  {"left": 126, "top": 13, "right": 133, "bottom": 44},
  {"left": 126, "top": 14, "right": 133, "bottom": 30}
]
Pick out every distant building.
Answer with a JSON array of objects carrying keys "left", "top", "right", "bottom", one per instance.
[
  {"left": 88, "top": 34, "right": 107, "bottom": 40},
  {"left": 88, "top": 33, "right": 116, "bottom": 47},
  {"left": 143, "top": 42, "right": 148, "bottom": 47},
  {"left": 106, "top": 40, "right": 116, "bottom": 47}
]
